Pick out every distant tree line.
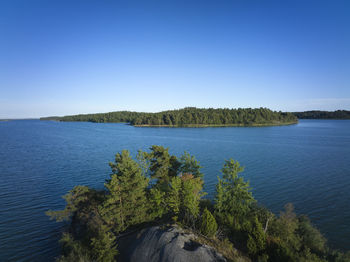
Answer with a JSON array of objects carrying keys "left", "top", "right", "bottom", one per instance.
[
  {"left": 293, "top": 110, "right": 350, "bottom": 119},
  {"left": 47, "top": 146, "right": 350, "bottom": 262},
  {"left": 40, "top": 107, "right": 298, "bottom": 126}
]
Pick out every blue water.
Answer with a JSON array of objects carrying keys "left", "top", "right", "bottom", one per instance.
[{"left": 0, "top": 120, "right": 349, "bottom": 261}]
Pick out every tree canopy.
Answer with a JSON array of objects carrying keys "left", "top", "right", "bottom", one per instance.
[
  {"left": 292, "top": 110, "right": 350, "bottom": 119},
  {"left": 47, "top": 146, "right": 350, "bottom": 262},
  {"left": 41, "top": 107, "right": 298, "bottom": 126}
]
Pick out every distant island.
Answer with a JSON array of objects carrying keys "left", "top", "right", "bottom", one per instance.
[
  {"left": 40, "top": 107, "right": 298, "bottom": 127},
  {"left": 293, "top": 110, "right": 350, "bottom": 119}
]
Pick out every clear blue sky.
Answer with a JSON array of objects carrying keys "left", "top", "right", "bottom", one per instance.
[{"left": 1, "top": 0, "right": 349, "bottom": 118}]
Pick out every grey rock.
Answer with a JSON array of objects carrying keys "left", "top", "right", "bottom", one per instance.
[{"left": 117, "top": 226, "right": 226, "bottom": 262}]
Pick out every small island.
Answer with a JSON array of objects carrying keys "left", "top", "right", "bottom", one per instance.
[{"left": 40, "top": 107, "right": 298, "bottom": 127}]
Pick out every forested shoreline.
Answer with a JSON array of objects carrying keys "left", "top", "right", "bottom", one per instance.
[
  {"left": 293, "top": 110, "right": 350, "bottom": 119},
  {"left": 40, "top": 107, "right": 298, "bottom": 126},
  {"left": 47, "top": 146, "right": 350, "bottom": 262}
]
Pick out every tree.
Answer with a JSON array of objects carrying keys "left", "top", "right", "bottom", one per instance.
[
  {"left": 136, "top": 149, "right": 150, "bottom": 177},
  {"left": 101, "top": 150, "right": 149, "bottom": 232},
  {"left": 57, "top": 233, "right": 92, "bottom": 262},
  {"left": 46, "top": 185, "right": 101, "bottom": 223},
  {"left": 200, "top": 208, "right": 218, "bottom": 237},
  {"left": 51, "top": 107, "right": 298, "bottom": 126},
  {"left": 214, "top": 159, "right": 255, "bottom": 229},
  {"left": 214, "top": 177, "right": 225, "bottom": 215},
  {"left": 167, "top": 176, "right": 182, "bottom": 221},
  {"left": 297, "top": 215, "right": 326, "bottom": 254},
  {"left": 91, "top": 225, "right": 118, "bottom": 262},
  {"left": 180, "top": 173, "right": 205, "bottom": 226},
  {"left": 147, "top": 145, "right": 180, "bottom": 184},
  {"left": 148, "top": 186, "right": 167, "bottom": 220},
  {"left": 267, "top": 203, "right": 302, "bottom": 261},
  {"left": 247, "top": 217, "right": 266, "bottom": 257},
  {"left": 179, "top": 151, "right": 203, "bottom": 178},
  {"left": 47, "top": 147, "right": 347, "bottom": 262}
]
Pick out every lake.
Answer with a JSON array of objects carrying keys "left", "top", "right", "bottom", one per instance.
[{"left": 0, "top": 119, "right": 349, "bottom": 261}]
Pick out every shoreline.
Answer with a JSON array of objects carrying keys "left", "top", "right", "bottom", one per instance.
[
  {"left": 40, "top": 120, "right": 299, "bottom": 127},
  {"left": 133, "top": 121, "right": 298, "bottom": 128},
  {"left": 43, "top": 120, "right": 298, "bottom": 127}
]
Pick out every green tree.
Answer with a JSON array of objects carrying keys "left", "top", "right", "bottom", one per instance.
[
  {"left": 179, "top": 151, "right": 203, "bottom": 178},
  {"left": 180, "top": 173, "right": 205, "bottom": 226},
  {"left": 91, "top": 225, "right": 118, "bottom": 262},
  {"left": 200, "top": 208, "right": 218, "bottom": 237},
  {"left": 148, "top": 187, "right": 167, "bottom": 220},
  {"left": 57, "top": 233, "right": 92, "bottom": 262},
  {"left": 214, "top": 159, "right": 255, "bottom": 229},
  {"left": 214, "top": 177, "right": 225, "bottom": 215},
  {"left": 136, "top": 149, "right": 150, "bottom": 177},
  {"left": 101, "top": 150, "right": 149, "bottom": 232},
  {"left": 297, "top": 215, "right": 326, "bottom": 254},
  {"left": 167, "top": 176, "right": 182, "bottom": 221},
  {"left": 267, "top": 203, "right": 301, "bottom": 261},
  {"left": 46, "top": 185, "right": 103, "bottom": 227},
  {"left": 147, "top": 145, "right": 180, "bottom": 184},
  {"left": 247, "top": 217, "right": 266, "bottom": 257}
]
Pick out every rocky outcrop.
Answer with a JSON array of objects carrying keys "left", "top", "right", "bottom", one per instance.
[{"left": 117, "top": 226, "right": 226, "bottom": 262}]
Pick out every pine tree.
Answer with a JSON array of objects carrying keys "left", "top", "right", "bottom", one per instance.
[
  {"left": 214, "top": 159, "right": 255, "bottom": 229},
  {"left": 167, "top": 176, "right": 182, "bottom": 221},
  {"left": 148, "top": 187, "right": 167, "bottom": 220},
  {"left": 46, "top": 185, "right": 98, "bottom": 222},
  {"left": 101, "top": 150, "right": 149, "bottom": 232},
  {"left": 179, "top": 151, "right": 203, "bottom": 178},
  {"left": 214, "top": 177, "right": 224, "bottom": 216},
  {"left": 147, "top": 145, "right": 180, "bottom": 183},
  {"left": 91, "top": 225, "right": 118, "bottom": 262},
  {"left": 180, "top": 173, "right": 205, "bottom": 226},
  {"left": 247, "top": 216, "right": 266, "bottom": 256},
  {"left": 200, "top": 208, "right": 218, "bottom": 237}
]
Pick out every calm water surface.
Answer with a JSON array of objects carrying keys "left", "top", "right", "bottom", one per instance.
[{"left": 0, "top": 120, "right": 349, "bottom": 261}]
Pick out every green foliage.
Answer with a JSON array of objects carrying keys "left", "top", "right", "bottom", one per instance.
[
  {"left": 136, "top": 149, "right": 151, "bottom": 177},
  {"left": 167, "top": 176, "right": 182, "bottom": 220},
  {"left": 180, "top": 173, "right": 205, "bottom": 226},
  {"left": 265, "top": 203, "right": 332, "bottom": 262},
  {"left": 90, "top": 226, "right": 118, "bottom": 262},
  {"left": 179, "top": 151, "right": 203, "bottom": 178},
  {"left": 57, "top": 233, "right": 92, "bottom": 262},
  {"left": 101, "top": 150, "right": 149, "bottom": 232},
  {"left": 269, "top": 203, "right": 301, "bottom": 251},
  {"left": 167, "top": 173, "right": 205, "bottom": 225},
  {"left": 46, "top": 186, "right": 91, "bottom": 222},
  {"left": 297, "top": 215, "right": 326, "bottom": 253},
  {"left": 200, "top": 208, "right": 218, "bottom": 237},
  {"left": 42, "top": 107, "right": 298, "bottom": 126},
  {"left": 247, "top": 217, "right": 266, "bottom": 256},
  {"left": 327, "top": 250, "right": 350, "bottom": 262},
  {"left": 148, "top": 187, "right": 167, "bottom": 220},
  {"left": 147, "top": 145, "right": 180, "bottom": 184},
  {"left": 47, "top": 146, "right": 348, "bottom": 262},
  {"left": 293, "top": 110, "right": 350, "bottom": 119},
  {"left": 214, "top": 159, "right": 255, "bottom": 229}
]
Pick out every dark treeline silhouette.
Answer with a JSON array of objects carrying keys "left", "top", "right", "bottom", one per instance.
[
  {"left": 293, "top": 110, "right": 350, "bottom": 119},
  {"left": 40, "top": 107, "right": 298, "bottom": 126}
]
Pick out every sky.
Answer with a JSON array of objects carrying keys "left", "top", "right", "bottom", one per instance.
[{"left": 0, "top": 0, "right": 349, "bottom": 118}]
